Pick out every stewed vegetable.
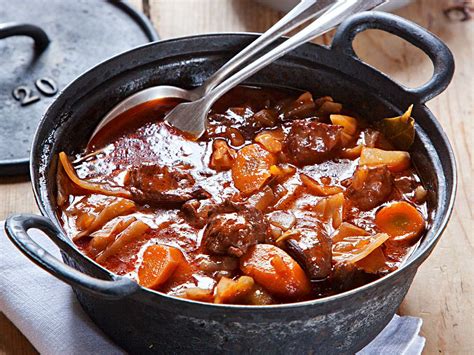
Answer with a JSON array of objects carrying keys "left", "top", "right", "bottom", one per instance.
[{"left": 57, "top": 86, "right": 428, "bottom": 304}]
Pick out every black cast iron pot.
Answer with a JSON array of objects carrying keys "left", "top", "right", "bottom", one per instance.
[{"left": 5, "top": 12, "right": 456, "bottom": 354}]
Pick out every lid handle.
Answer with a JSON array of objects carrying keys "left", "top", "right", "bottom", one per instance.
[{"left": 0, "top": 22, "right": 50, "bottom": 51}]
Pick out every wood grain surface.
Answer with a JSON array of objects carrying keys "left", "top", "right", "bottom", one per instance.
[{"left": 1, "top": 0, "right": 472, "bottom": 353}]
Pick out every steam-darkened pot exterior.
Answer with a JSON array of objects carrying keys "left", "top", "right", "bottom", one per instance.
[{"left": 5, "top": 12, "right": 456, "bottom": 354}]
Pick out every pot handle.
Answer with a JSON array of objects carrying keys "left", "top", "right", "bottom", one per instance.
[
  {"left": 331, "top": 11, "right": 454, "bottom": 104},
  {"left": 5, "top": 214, "right": 139, "bottom": 300},
  {"left": 0, "top": 22, "right": 50, "bottom": 51}
]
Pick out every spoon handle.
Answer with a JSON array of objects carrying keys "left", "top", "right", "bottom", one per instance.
[
  {"left": 206, "top": 0, "right": 386, "bottom": 105},
  {"left": 193, "top": 0, "right": 336, "bottom": 98}
]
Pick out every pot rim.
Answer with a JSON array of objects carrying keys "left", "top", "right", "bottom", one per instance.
[{"left": 29, "top": 32, "right": 457, "bottom": 309}]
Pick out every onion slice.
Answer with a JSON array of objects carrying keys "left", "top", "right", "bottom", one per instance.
[
  {"left": 59, "top": 152, "right": 131, "bottom": 199},
  {"left": 332, "top": 233, "right": 390, "bottom": 264}
]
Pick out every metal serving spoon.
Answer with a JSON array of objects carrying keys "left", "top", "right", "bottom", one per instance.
[
  {"left": 89, "top": 0, "right": 336, "bottom": 142},
  {"left": 163, "top": 0, "right": 386, "bottom": 138}
]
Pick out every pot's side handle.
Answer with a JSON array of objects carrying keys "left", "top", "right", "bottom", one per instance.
[
  {"left": 5, "top": 214, "right": 139, "bottom": 300},
  {"left": 0, "top": 22, "right": 50, "bottom": 51},
  {"left": 331, "top": 11, "right": 454, "bottom": 104}
]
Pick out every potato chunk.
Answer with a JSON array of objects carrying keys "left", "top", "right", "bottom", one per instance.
[
  {"left": 214, "top": 276, "right": 255, "bottom": 304},
  {"left": 359, "top": 147, "right": 411, "bottom": 172}
]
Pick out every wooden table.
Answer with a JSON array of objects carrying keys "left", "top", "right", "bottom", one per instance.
[{"left": 1, "top": 0, "right": 472, "bottom": 353}]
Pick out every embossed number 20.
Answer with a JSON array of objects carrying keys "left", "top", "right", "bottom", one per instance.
[{"left": 12, "top": 77, "right": 58, "bottom": 106}]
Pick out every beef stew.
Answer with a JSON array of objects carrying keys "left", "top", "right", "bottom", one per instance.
[{"left": 56, "top": 86, "right": 428, "bottom": 305}]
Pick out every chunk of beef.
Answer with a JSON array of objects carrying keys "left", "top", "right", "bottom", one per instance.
[
  {"left": 346, "top": 165, "right": 393, "bottom": 210},
  {"left": 182, "top": 199, "right": 214, "bottom": 228},
  {"left": 329, "top": 262, "right": 379, "bottom": 293},
  {"left": 283, "top": 120, "right": 343, "bottom": 166},
  {"left": 393, "top": 173, "right": 418, "bottom": 194},
  {"left": 127, "top": 164, "right": 209, "bottom": 206},
  {"left": 362, "top": 128, "right": 394, "bottom": 150},
  {"left": 195, "top": 254, "right": 239, "bottom": 279},
  {"left": 285, "top": 226, "right": 332, "bottom": 280},
  {"left": 202, "top": 207, "right": 269, "bottom": 257},
  {"left": 209, "top": 140, "right": 236, "bottom": 171},
  {"left": 251, "top": 108, "right": 278, "bottom": 127},
  {"left": 182, "top": 199, "right": 235, "bottom": 228},
  {"left": 279, "top": 92, "right": 317, "bottom": 119}
]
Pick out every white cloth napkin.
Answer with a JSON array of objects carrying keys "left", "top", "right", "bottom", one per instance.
[{"left": 0, "top": 221, "right": 424, "bottom": 354}]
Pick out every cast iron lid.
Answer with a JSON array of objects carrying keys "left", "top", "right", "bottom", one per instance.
[{"left": 0, "top": 0, "right": 158, "bottom": 176}]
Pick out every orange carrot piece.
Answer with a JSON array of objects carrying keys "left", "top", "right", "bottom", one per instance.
[
  {"left": 240, "top": 244, "right": 311, "bottom": 298},
  {"left": 375, "top": 201, "right": 425, "bottom": 243},
  {"left": 300, "top": 173, "right": 343, "bottom": 196},
  {"left": 138, "top": 245, "right": 186, "bottom": 290},
  {"left": 231, "top": 144, "right": 276, "bottom": 195}
]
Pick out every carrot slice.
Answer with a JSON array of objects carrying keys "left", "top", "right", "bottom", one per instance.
[
  {"left": 359, "top": 147, "right": 411, "bottom": 172},
  {"left": 138, "top": 245, "right": 185, "bottom": 290},
  {"left": 240, "top": 244, "right": 311, "bottom": 298},
  {"left": 231, "top": 144, "right": 276, "bottom": 195},
  {"left": 300, "top": 173, "right": 343, "bottom": 196},
  {"left": 375, "top": 201, "right": 425, "bottom": 243}
]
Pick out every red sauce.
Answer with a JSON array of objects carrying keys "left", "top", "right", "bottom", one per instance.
[{"left": 57, "top": 86, "right": 428, "bottom": 304}]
